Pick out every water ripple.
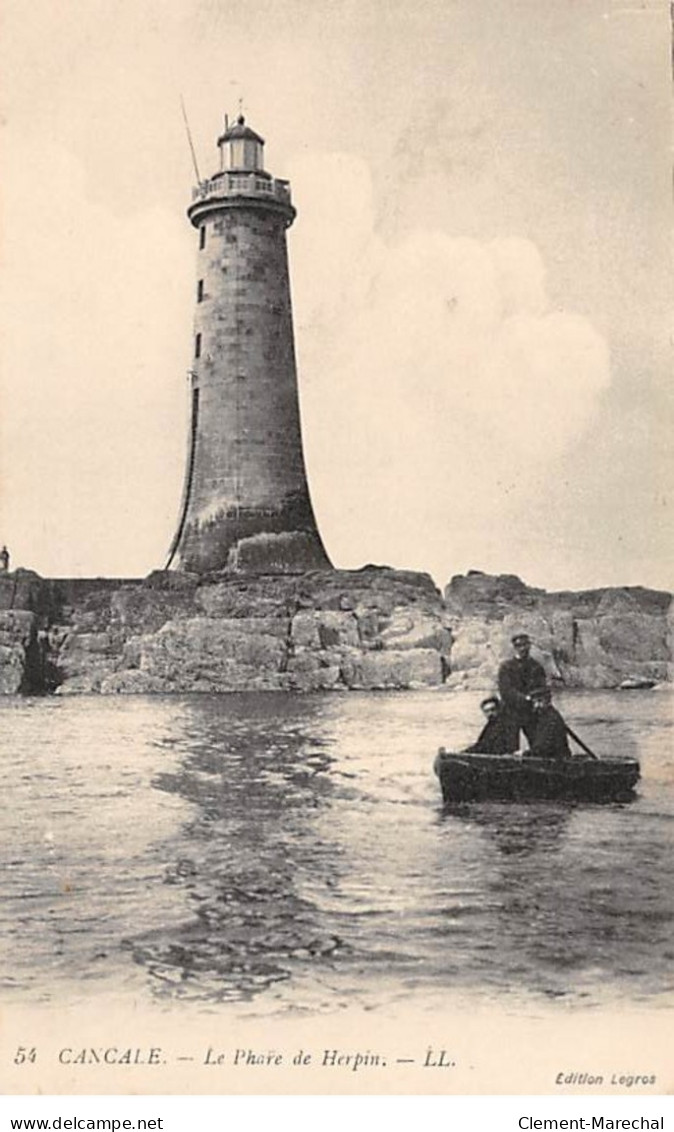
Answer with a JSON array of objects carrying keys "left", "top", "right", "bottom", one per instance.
[{"left": 0, "top": 689, "right": 671, "bottom": 1013}]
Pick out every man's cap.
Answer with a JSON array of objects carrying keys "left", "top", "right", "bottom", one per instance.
[
  {"left": 480, "top": 695, "right": 500, "bottom": 710},
  {"left": 511, "top": 632, "right": 531, "bottom": 645}
]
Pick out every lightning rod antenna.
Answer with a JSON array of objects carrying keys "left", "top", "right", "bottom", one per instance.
[{"left": 180, "top": 95, "right": 201, "bottom": 183}]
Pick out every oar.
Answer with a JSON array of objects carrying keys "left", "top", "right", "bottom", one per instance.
[{"left": 565, "top": 724, "right": 599, "bottom": 760}]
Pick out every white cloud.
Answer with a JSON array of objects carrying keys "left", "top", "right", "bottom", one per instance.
[{"left": 291, "top": 153, "right": 611, "bottom": 581}]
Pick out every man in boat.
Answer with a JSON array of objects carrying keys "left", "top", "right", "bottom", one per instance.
[
  {"left": 528, "top": 685, "right": 571, "bottom": 760},
  {"left": 466, "top": 695, "right": 519, "bottom": 754},
  {"left": 497, "top": 632, "right": 547, "bottom": 747}
]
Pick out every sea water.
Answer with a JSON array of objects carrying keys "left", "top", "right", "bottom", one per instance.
[{"left": 0, "top": 689, "right": 671, "bottom": 1015}]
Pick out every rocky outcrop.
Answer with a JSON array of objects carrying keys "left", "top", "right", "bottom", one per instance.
[
  {"left": 0, "top": 566, "right": 669, "bottom": 695},
  {"left": 0, "top": 609, "right": 38, "bottom": 693},
  {"left": 444, "top": 571, "right": 671, "bottom": 690},
  {"left": 0, "top": 566, "right": 451, "bottom": 694}
]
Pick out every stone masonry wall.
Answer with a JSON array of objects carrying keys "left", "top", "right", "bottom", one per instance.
[{"left": 176, "top": 206, "right": 328, "bottom": 573}]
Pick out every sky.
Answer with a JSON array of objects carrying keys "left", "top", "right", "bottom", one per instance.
[{"left": 0, "top": 0, "right": 671, "bottom": 590}]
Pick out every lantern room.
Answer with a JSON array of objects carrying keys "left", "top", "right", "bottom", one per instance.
[{"left": 217, "top": 114, "right": 266, "bottom": 173}]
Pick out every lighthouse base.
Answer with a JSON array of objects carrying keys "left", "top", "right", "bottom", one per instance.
[
  {"left": 173, "top": 499, "right": 331, "bottom": 575},
  {"left": 224, "top": 530, "right": 331, "bottom": 574}
]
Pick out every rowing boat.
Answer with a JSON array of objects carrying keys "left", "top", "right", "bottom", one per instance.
[{"left": 433, "top": 748, "right": 640, "bottom": 804}]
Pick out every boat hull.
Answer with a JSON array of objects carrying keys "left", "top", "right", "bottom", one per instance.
[{"left": 434, "top": 749, "right": 640, "bottom": 804}]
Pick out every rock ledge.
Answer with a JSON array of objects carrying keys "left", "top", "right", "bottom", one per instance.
[{"left": 0, "top": 567, "right": 669, "bottom": 694}]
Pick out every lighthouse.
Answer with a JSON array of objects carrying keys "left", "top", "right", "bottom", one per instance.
[{"left": 167, "top": 114, "right": 331, "bottom": 574}]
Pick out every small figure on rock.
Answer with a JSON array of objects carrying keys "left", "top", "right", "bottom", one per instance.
[
  {"left": 466, "top": 695, "right": 519, "bottom": 755},
  {"left": 497, "top": 631, "right": 547, "bottom": 747},
  {"left": 0, "top": 545, "right": 9, "bottom": 574},
  {"left": 527, "top": 686, "right": 571, "bottom": 760}
]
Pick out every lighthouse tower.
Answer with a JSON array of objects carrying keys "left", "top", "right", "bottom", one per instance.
[{"left": 167, "top": 114, "right": 331, "bottom": 574}]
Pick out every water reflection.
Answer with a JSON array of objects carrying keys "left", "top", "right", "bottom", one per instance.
[
  {"left": 121, "top": 690, "right": 672, "bottom": 1010},
  {"left": 442, "top": 801, "right": 573, "bottom": 857},
  {"left": 130, "top": 695, "right": 346, "bottom": 1004},
  {"left": 119, "top": 690, "right": 674, "bottom": 1010},
  {"left": 1, "top": 689, "right": 669, "bottom": 1012}
]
